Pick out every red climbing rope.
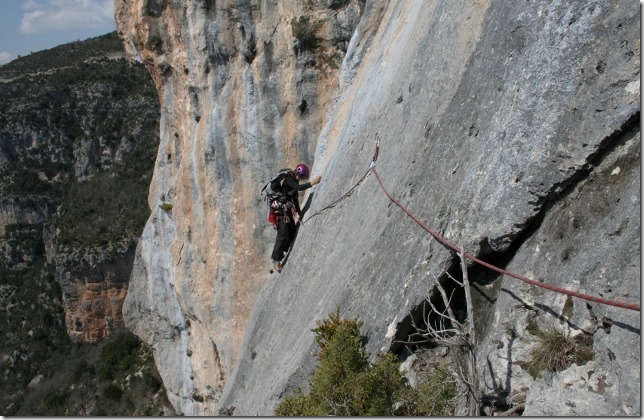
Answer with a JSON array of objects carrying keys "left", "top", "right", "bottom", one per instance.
[
  {"left": 371, "top": 167, "right": 640, "bottom": 312},
  {"left": 301, "top": 139, "right": 379, "bottom": 224},
  {"left": 300, "top": 168, "right": 371, "bottom": 224}
]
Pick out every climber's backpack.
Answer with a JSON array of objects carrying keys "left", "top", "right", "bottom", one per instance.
[{"left": 261, "top": 169, "right": 293, "bottom": 228}]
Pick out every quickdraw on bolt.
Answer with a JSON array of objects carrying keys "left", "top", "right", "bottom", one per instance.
[{"left": 369, "top": 135, "right": 380, "bottom": 169}]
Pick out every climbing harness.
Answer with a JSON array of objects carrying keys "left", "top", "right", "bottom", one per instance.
[
  {"left": 302, "top": 137, "right": 640, "bottom": 312},
  {"left": 261, "top": 169, "right": 293, "bottom": 230}
]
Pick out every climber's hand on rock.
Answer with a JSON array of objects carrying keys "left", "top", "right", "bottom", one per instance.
[{"left": 311, "top": 175, "right": 322, "bottom": 185}]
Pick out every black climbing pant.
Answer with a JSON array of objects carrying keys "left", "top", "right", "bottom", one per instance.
[{"left": 271, "top": 215, "right": 297, "bottom": 262}]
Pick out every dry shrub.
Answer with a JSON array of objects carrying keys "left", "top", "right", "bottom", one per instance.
[{"left": 520, "top": 321, "right": 593, "bottom": 379}]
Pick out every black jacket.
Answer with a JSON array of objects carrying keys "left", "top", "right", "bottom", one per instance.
[{"left": 281, "top": 173, "right": 313, "bottom": 213}]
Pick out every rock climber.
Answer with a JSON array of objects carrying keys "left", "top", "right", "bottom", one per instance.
[{"left": 271, "top": 163, "right": 321, "bottom": 273}]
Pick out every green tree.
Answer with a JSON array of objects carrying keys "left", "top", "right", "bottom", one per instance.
[{"left": 275, "top": 311, "right": 408, "bottom": 416}]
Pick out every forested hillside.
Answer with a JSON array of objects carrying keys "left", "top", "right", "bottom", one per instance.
[{"left": 0, "top": 32, "right": 175, "bottom": 416}]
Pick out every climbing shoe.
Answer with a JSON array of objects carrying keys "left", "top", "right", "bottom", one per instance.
[{"left": 273, "top": 261, "right": 283, "bottom": 273}]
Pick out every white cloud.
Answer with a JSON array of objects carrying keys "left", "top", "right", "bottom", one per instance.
[
  {"left": 0, "top": 51, "right": 14, "bottom": 65},
  {"left": 20, "top": 0, "right": 114, "bottom": 35},
  {"left": 23, "top": 0, "right": 41, "bottom": 11}
]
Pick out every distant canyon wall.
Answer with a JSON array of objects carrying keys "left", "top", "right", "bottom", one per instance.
[{"left": 0, "top": 36, "right": 158, "bottom": 345}]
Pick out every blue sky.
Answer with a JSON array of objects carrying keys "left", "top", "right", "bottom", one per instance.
[{"left": 0, "top": 0, "right": 117, "bottom": 65}]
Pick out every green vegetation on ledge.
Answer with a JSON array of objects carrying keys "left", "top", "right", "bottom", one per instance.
[{"left": 273, "top": 310, "right": 456, "bottom": 416}]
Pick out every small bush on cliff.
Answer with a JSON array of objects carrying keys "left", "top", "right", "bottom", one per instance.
[
  {"left": 291, "top": 16, "right": 319, "bottom": 53},
  {"left": 395, "top": 367, "right": 456, "bottom": 416},
  {"left": 275, "top": 310, "right": 454, "bottom": 416},
  {"left": 519, "top": 320, "right": 594, "bottom": 379},
  {"left": 97, "top": 331, "right": 141, "bottom": 380},
  {"left": 103, "top": 383, "right": 123, "bottom": 401}
]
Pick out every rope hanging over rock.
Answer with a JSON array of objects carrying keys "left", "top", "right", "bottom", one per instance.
[
  {"left": 305, "top": 139, "right": 640, "bottom": 312},
  {"left": 371, "top": 167, "right": 640, "bottom": 312}
]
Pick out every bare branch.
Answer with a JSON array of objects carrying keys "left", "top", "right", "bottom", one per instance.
[
  {"left": 499, "top": 403, "right": 526, "bottom": 416},
  {"left": 459, "top": 244, "right": 480, "bottom": 416},
  {"left": 427, "top": 296, "right": 462, "bottom": 330}
]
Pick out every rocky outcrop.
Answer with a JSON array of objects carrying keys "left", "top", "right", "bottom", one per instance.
[
  {"left": 57, "top": 241, "right": 134, "bottom": 341},
  {"left": 117, "top": 0, "right": 640, "bottom": 416}
]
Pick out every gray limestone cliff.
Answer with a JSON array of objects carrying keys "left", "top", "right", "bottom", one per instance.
[{"left": 116, "top": 0, "right": 640, "bottom": 415}]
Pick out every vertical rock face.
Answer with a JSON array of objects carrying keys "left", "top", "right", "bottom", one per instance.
[
  {"left": 117, "top": 0, "right": 640, "bottom": 416},
  {"left": 115, "top": 0, "right": 364, "bottom": 414}
]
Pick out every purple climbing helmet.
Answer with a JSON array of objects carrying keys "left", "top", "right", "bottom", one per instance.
[{"left": 294, "top": 163, "right": 310, "bottom": 179}]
